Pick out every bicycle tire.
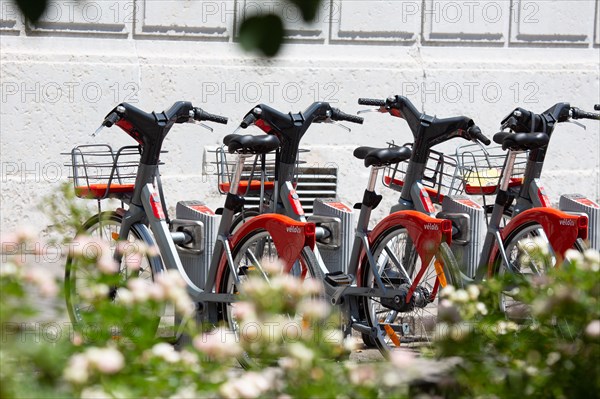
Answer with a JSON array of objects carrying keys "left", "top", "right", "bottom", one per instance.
[
  {"left": 65, "top": 211, "right": 163, "bottom": 339},
  {"left": 490, "top": 222, "right": 585, "bottom": 320},
  {"left": 216, "top": 229, "right": 319, "bottom": 368},
  {"left": 359, "top": 225, "right": 462, "bottom": 355}
]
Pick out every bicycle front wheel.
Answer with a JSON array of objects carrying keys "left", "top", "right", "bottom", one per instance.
[
  {"left": 359, "top": 226, "right": 462, "bottom": 355},
  {"left": 65, "top": 212, "right": 163, "bottom": 339},
  {"left": 490, "top": 222, "right": 585, "bottom": 319},
  {"left": 217, "top": 229, "right": 320, "bottom": 368}
]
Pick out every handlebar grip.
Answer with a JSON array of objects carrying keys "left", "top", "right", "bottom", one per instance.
[
  {"left": 104, "top": 112, "right": 120, "bottom": 127},
  {"left": 468, "top": 125, "right": 491, "bottom": 145},
  {"left": 358, "top": 98, "right": 386, "bottom": 107},
  {"left": 240, "top": 113, "right": 257, "bottom": 128},
  {"left": 594, "top": 104, "right": 600, "bottom": 111},
  {"left": 331, "top": 108, "right": 364, "bottom": 124},
  {"left": 571, "top": 107, "right": 600, "bottom": 121},
  {"left": 194, "top": 108, "right": 228, "bottom": 124}
]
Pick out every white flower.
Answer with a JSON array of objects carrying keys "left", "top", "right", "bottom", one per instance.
[
  {"left": 151, "top": 342, "right": 180, "bottom": 363},
  {"left": 565, "top": 249, "right": 584, "bottom": 265},
  {"left": 0, "top": 262, "right": 19, "bottom": 277},
  {"left": 453, "top": 289, "right": 469, "bottom": 304},
  {"left": 496, "top": 321, "right": 518, "bottom": 335},
  {"left": 116, "top": 288, "right": 134, "bottom": 306},
  {"left": 343, "top": 336, "right": 359, "bottom": 352},
  {"left": 297, "top": 299, "right": 330, "bottom": 320},
  {"left": 127, "top": 278, "right": 151, "bottom": 302},
  {"left": 585, "top": 320, "right": 600, "bottom": 338},
  {"left": 80, "top": 387, "right": 112, "bottom": 399},
  {"left": 220, "top": 371, "right": 273, "bottom": 399},
  {"left": 583, "top": 249, "right": 600, "bottom": 271},
  {"left": 24, "top": 267, "right": 58, "bottom": 297},
  {"left": 476, "top": 302, "right": 488, "bottom": 315},
  {"left": 80, "top": 284, "right": 110, "bottom": 301},
  {"left": 169, "top": 386, "right": 199, "bottom": 399},
  {"left": 546, "top": 352, "right": 561, "bottom": 366},
  {"left": 287, "top": 342, "right": 314, "bottom": 365},
  {"left": 86, "top": 347, "right": 124, "bottom": 374},
  {"left": 232, "top": 301, "right": 257, "bottom": 321},
  {"left": 467, "top": 285, "right": 480, "bottom": 300},
  {"left": 193, "top": 328, "right": 242, "bottom": 360},
  {"left": 390, "top": 349, "right": 415, "bottom": 368},
  {"left": 348, "top": 364, "right": 377, "bottom": 386},
  {"left": 63, "top": 353, "right": 89, "bottom": 384}
]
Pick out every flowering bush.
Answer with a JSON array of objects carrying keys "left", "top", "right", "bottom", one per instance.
[
  {"left": 1, "top": 228, "right": 437, "bottom": 399},
  {"left": 3, "top": 191, "right": 599, "bottom": 398},
  {"left": 433, "top": 246, "right": 600, "bottom": 398}
]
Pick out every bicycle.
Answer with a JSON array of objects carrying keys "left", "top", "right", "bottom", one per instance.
[
  {"left": 230, "top": 101, "right": 462, "bottom": 354},
  {"left": 65, "top": 101, "right": 318, "bottom": 351},
  {"left": 494, "top": 102, "right": 600, "bottom": 250},
  {"left": 358, "top": 95, "right": 589, "bottom": 321}
]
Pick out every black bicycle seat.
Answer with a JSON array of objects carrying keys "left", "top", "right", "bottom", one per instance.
[
  {"left": 493, "top": 132, "right": 549, "bottom": 151},
  {"left": 224, "top": 134, "right": 280, "bottom": 154},
  {"left": 353, "top": 146, "right": 412, "bottom": 167}
]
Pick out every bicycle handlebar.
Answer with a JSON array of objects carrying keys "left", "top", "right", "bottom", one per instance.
[
  {"left": 467, "top": 125, "right": 491, "bottom": 145},
  {"left": 502, "top": 103, "right": 599, "bottom": 134},
  {"left": 330, "top": 108, "right": 364, "bottom": 124},
  {"left": 571, "top": 107, "right": 600, "bottom": 121},
  {"left": 358, "top": 98, "right": 386, "bottom": 107},
  {"left": 192, "top": 108, "right": 228, "bottom": 124}
]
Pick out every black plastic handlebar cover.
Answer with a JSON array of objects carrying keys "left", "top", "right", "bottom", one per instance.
[
  {"left": 193, "top": 108, "right": 228, "bottom": 124},
  {"left": 331, "top": 108, "right": 364, "bottom": 124},
  {"left": 595, "top": 104, "right": 600, "bottom": 111},
  {"left": 468, "top": 125, "right": 491, "bottom": 145},
  {"left": 358, "top": 98, "right": 386, "bottom": 107},
  {"left": 571, "top": 107, "right": 600, "bottom": 120},
  {"left": 104, "top": 112, "right": 120, "bottom": 127}
]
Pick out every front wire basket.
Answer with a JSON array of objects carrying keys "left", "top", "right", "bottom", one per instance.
[
  {"left": 453, "top": 142, "right": 527, "bottom": 198},
  {"left": 65, "top": 144, "right": 141, "bottom": 200},
  {"left": 383, "top": 142, "right": 462, "bottom": 204}
]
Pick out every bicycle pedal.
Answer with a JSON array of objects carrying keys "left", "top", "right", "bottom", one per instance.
[{"left": 325, "top": 271, "right": 354, "bottom": 286}]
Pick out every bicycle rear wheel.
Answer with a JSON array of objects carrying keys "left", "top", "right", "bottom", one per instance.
[
  {"left": 217, "top": 229, "right": 319, "bottom": 368},
  {"left": 359, "top": 226, "right": 462, "bottom": 355},
  {"left": 65, "top": 211, "right": 163, "bottom": 340}
]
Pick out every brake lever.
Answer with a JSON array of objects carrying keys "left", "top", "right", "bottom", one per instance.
[
  {"left": 357, "top": 107, "right": 387, "bottom": 115},
  {"left": 91, "top": 123, "right": 105, "bottom": 137},
  {"left": 323, "top": 118, "right": 352, "bottom": 132},
  {"left": 196, "top": 122, "right": 214, "bottom": 132},
  {"left": 566, "top": 119, "right": 586, "bottom": 130}
]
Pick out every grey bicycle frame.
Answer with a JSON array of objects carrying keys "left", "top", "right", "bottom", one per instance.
[{"left": 117, "top": 156, "right": 252, "bottom": 316}]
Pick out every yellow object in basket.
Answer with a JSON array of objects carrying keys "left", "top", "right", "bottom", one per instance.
[{"left": 465, "top": 168, "right": 501, "bottom": 187}]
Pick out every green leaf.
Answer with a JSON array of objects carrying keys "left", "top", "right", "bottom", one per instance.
[
  {"left": 14, "top": 0, "right": 48, "bottom": 23},
  {"left": 287, "top": 0, "right": 321, "bottom": 22},
  {"left": 239, "top": 14, "right": 284, "bottom": 57}
]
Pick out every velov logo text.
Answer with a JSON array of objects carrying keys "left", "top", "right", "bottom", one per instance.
[
  {"left": 559, "top": 219, "right": 575, "bottom": 226},
  {"left": 286, "top": 226, "right": 302, "bottom": 234},
  {"left": 423, "top": 223, "right": 439, "bottom": 231}
]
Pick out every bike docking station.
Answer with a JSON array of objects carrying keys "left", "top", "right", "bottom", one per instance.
[{"left": 560, "top": 194, "right": 599, "bottom": 250}]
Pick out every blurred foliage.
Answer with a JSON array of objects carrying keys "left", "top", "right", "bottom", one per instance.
[
  {"left": 432, "top": 248, "right": 600, "bottom": 398},
  {"left": 13, "top": 0, "right": 324, "bottom": 57}
]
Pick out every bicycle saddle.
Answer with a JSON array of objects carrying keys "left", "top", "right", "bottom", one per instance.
[
  {"left": 493, "top": 132, "right": 549, "bottom": 151},
  {"left": 353, "top": 146, "right": 412, "bottom": 167},
  {"left": 223, "top": 134, "right": 280, "bottom": 154}
]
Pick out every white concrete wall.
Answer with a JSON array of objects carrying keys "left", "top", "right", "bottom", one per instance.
[{"left": 1, "top": 0, "right": 599, "bottom": 236}]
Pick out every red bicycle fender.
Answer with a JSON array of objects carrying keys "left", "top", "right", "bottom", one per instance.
[
  {"left": 487, "top": 208, "right": 588, "bottom": 276},
  {"left": 215, "top": 214, "right": 316, "bottom": 288},
  {"left": 356, "top": 210, "right": 452, "bottom": 286}
]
